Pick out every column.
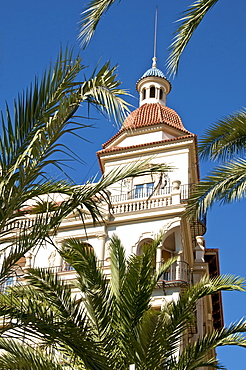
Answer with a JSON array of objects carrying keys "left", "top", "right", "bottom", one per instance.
[
  {"left": 96, "top": 232, "right": 107, "bottom": 263},
  {"left": 156, "top": 244, "right": 162, "bottom": 270}
]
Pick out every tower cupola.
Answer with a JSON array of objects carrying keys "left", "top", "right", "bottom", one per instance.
[{"left": 136, "top": 57, "right": 171, "bottom": 107}]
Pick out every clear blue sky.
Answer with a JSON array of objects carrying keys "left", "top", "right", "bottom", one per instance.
[{"left": 1, "top": 0, "right": 246, "bottom": 368}]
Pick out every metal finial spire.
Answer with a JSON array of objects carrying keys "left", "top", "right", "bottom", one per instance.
[{"left": 152, "top": 7, "right": 158, "bottom": 68}]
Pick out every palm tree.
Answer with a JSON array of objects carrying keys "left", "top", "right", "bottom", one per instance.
[
  {"left": 0, "top": 47, "right": 170, "bottom": 283},
  {"left": 185, "top": 109, "right": 246, "bottom": 219},
  {"left": 0, "top": 235, "right": 245, "bottom": 369}
]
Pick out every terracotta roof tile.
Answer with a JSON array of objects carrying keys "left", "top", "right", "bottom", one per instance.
[
  {"left": 123, "top": 103, "right": 186, "bottom": 130},
  {"left": 102, "top": 103, "right": 191, "bottom": 149}
]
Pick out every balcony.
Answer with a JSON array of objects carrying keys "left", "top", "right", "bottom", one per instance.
[
  {"left": 45, "top": 264, "right": 75, "bottom": 274},
  {"left": 2, "top": 216, "right": 51, "bottom": 233},
  {"left": 156, "top": 260, "right": 192, "bottom": 288},
  {"left": 110, "top": 183, "right": 191, "bottom": 215},
  {"left": 110, "top": 186, "right": 172, "bottom": 203},
  {"left": 1, "top": 184, "right": 194, "bottom": 230},
  {"left": 49, "top": 260, "right": 191, "bottom": 287}
]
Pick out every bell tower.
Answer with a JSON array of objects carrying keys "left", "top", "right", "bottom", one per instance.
[{"left": 136, "top": 58, "right": 171, "bottom": 107}]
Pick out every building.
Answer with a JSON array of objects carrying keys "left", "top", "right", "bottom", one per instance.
[{"left": 2, "top": 57, "right": 223, "bottom": 363}]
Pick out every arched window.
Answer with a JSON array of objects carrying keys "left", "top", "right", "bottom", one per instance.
[
  {"left": 159, "top": 88, "right": 163, "bottom": 100},
  {"left": 142, "top": 88, "right": 146, "bottom": 100},
  {"left": 137, "top": 238, "right": 153, "bottom": 256},
  {"left": 162, "top": 233, "right": 175, "bottom": 255},
  {"left": 137, "top": 238, "right": 156, "bottom": 270},
  {"left": 150, "top": 86, "right": 155, "bottom": 98},
  {"left": 160, "top": 234, "right": 175, "bottom": 281}
]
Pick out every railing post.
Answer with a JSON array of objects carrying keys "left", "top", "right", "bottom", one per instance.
[{"left": 171, "top": 180, "right": 181, "bottom": 205}]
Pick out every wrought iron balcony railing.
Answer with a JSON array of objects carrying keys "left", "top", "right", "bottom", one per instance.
[{"left": 157, "top": 260, "right": 191, "bottom": 286}]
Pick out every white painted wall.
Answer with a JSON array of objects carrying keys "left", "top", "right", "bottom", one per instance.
[{"left": 117, "top": 130, "right": 174, "bottom": 147}]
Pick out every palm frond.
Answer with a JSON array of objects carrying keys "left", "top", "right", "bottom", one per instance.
[
  {"left": 199, "top": 108, "right": 246, "bottom": 161},
  {"left": 80, "top": 61, "right": 130, "bottom": 123},
  {"left": 159, "top": 274, "right": 246, "bottom": 354},
  {"left": 0, "top": 48, "right": 131, "bottom": 240},
  {"left": 0, "top": 48, "right": 82, "bottom": 170},
  {"left": 0, "top": 278, "right": 111, "bottom": 370},
  {"left": 167, "top": 0, "right": 220, "bottom": 76},
  {"left": 179, "top": 274, "right": 245, "bottom": 311},
  {"left": 78, "top": 0, "right": 119, "bottom": 48},
  {"left": 60, "top": 239, "right": 114, "bottom": 343},
  {"left": 114, "top": 234, "right": 165, "bottom": 331},
  {"left": 185, "top": 159, "right": 246, "bottom": 219},
  {"left": 175, "top": 320, "right": 246, "bottom": 370},
  {"left": 134, "top": 309, "right": 178, "bottom": 369},
  {"left": 0, "top": 338, "right": 64, "bottom": 370},
  {"left": 109, "top": 234, "right": 126, "bottom": 299}
]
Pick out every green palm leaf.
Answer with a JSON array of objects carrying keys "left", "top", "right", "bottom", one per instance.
[
  {"left": 60, "top": 239, "right": 113, "bottom": 340},
  {"left": 186, "top": 159, "right": 246, "bottom": 219},
  {"left": 174, "top": 320, "right": 246, "bottom": 369},
  {"left": 80, "top": 62, "right": 130, "bottom": 123},
  {"left": 0, "top": 338, "right": 64, "bottom": 370},
  {"left": 0, "top": 47, "right": 130, "bottom": 230},
  {"left": 78, "top": 0, "right": 119, "bottom": 48},
  {"left": 0, "top": 276, "right": 111, "bottom": 370},
  {"left": 109, "top": 234, "right": 126, "bottom": 299},
  {"left": 167, "top": 0, "right": 220, "bottom": 76},
  {"left": 199, "top": 109, "right": 246, "bottom": 161},
  {"left": 133, "top": 309, "right": 177, "bottom": 368}
]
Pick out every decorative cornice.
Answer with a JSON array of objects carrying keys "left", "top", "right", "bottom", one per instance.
[{"left": 98, "top": 134, "right": 195, "bottom": 156}]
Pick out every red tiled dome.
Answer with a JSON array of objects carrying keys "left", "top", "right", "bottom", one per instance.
[{"left": 123, "top": 103, "right": 185, "bottom": 131}]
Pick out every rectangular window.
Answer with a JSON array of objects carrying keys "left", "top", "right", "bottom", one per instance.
[
  {"left": 5, "top": 277, "right": 14, "bottom": 287},
  {"left": 1, "top": 276, "right": 16, "bottom": 293},
  {"left": 146, "top": 182, "right": 154, "bottom": 196},
  {"left": 135, "top": 184, "right": 144, "bottom": 198},
  {"left": 134, "top": 183, "right": 154, "bottom": 198}
]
